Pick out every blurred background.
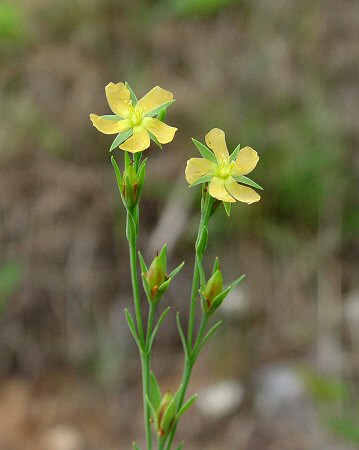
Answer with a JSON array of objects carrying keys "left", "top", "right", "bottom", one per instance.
[{"left": 0, "top": 0, "right": 358, "bottom": 449}]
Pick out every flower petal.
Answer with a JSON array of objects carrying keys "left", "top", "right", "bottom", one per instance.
[
  {"left": 225, "top": 177, "right": 260, "bottom": 204},
  {"left": 90, "top": 114, "right": 131, "bottom": 135},
  {"left": 232, "top": 147, "right": 259, "bottom": 176},
  {"left": 137, "top": 86, "right": 173, "bottom": 114},
  {"left": 185, "top": 158, "right": 214, "bottom": 184},
  {"left": 105, "top": 82, "right": 131, "bottom": 117},
  {"left": 119, "top": 126, "right": 150, "bottom": 153},
  {"left": 142, "top": 117, "right": 177, "bottom": 144},
  {"left": 209, "top": 177, "right": 235, "bottom": 202},
  {"left": 205, "top": 128, "right": 229, "bottom": 160}
]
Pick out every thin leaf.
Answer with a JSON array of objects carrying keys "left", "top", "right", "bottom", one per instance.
[
  {"left": 161, "top": 397, "right": 176, "bottom": 432},
  {"left": 159, "top": 244, "right": 167, "bottom": 267},
  {"left": 212, "top": 257, "right": 220, "bottom": 275},
  {"left": 141, "top": 273, "right": 152, "bottom": 301},
  {"left": 175, "top": 443, "right": 184, "bottom": 450},
  {"left": 194, "top": 320, "right": 222, "bottom": 358},
  {"left": 132, "top": 442, "right": 141, "bottom": 450},
  {"left": 191, "top": 138, "right": 217, "bottom": 163},
  {"left": 109, "top": 129, "right": 133, "bottom": 152},
  {"left": 176, "top": 312, "right": 189, "bottom": 359},
  {"left": 230, "top": 143, "right": 241, "bottom": 161},
  {"left": 148, "top": 306, "right": 171, "bottom": 351},
  {"left": 111, "top": 155, "right": 122, "bottom": 189},
  {"left": 148, "top": 130, "right": 163, "bottom": 149},
  {"left": 223, "top": 202, "right": 231, "bottom": 216},
  {"left": 150, "top": 371, "right": 162, "bottom": 411},
  {"left": 125, "top": 81, "right": 138, "bottom": 104},
  {"left": 125, "top": 308, "right": 142, "bottom": 350},
  {"left": 101, "top": 114, "right": 122, "bottom": 121},
  {"left": 138, "top": 251, "right": 148, "bottom": 273},
  {"left": 176, "top": 394, "right": 197, "bottom": 419},
  {"left": 168, "top": 261, "right": 185, "bottom": 279},
  {"left": 157, "top": 277, "right": 172, "bottom": 297},
  {"left": 233, "top": 175, "right": 263, "bottom": 190},
  {"left": 145, "top": 99, "right": 176, "bottom": 118},
  {"left": 189, "top": 173, "right": 213, "bottom": 187},
  {"left": 195, "top": 225, "right": 208, "bottom": 255}
]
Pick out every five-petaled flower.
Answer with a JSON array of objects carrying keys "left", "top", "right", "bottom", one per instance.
[
  {"left": 90, "top": 82, "right": 177, "bottom": 153},
  {"left": 185, "top": 128, "right": 262, "bottom": 204}
]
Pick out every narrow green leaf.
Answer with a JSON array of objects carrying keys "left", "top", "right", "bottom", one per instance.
[
  {"left": 109, "top": 129, "right": 133, "bottom": 152},
  {"left": 148, "top": 130, "right": 163, "bottom": 149},
  {"left": 176, "top": 394, "right": 197, "bottom": 419},
  {"left": 195, "top": 225, "right": 208, "bottom": 255},
  {"left": 223, "top": 202, "right": 231, "bottom": 216},
  {"left": 233, "top": 175, "right": 263, "bottom": 190},
  {"left": 189, "top": 173, "right": 213, "bottom": 187},
  {"left": 175, "top": 443, "right": 184, "bottom": 450},
  {"left": 141, "top": 273, "right": 152, "bottom": 301},
  {"left": 195, "top": 320, "right": 222, "bottom": 358},
  {"left": 111, "top": 155, "right": 122, "bottom": 189},
  {"left": 145, "top": 100, "right": 176, "bottom": 118},
  {"left": 125, "top": 308, "right": 142, "bottom": 349},
  {"left": 150, "top": 371, "right": 162, "bottom": 411},
  {"left": 176, "top": 312, "right": 189, "bottom": 359},
  {"left": 230, "top": 143, "right": 241, "bottom": 161},
  {"left": 191, "top": 138, "right": 217, "bottom": 163},
  {"left": 101, "top": 114, "right": 122, "bottom": 121},
  {"left": 157, "top": 107, "right": 167, "bottom": 122},
  {"left": 168, "top": 261, "right": 185, "bottom": 279},
  {"left": 138, "top": 251, "right": 148, "bottom": 273},
  {"left": 148, "top": 306, "right": 171, "bottom": 350},
  {"left": 227, "top": 274, "right": 246, "bottom": 290},
  {"left": 125, "top": 81, "right": 138, "bottom": 104},
  {"left": 132, "top": 442, "right": 141, "bottom": 450}
]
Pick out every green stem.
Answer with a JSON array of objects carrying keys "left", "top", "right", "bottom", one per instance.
[
  {"left": 127, "top": 208, "right": 152, "bottom": 450},
  {"left": 146, "top": 302, "right": 156, "bottom": 349},
  {"left": 187, "top": 192, "right": 213, "bottom": 349}
]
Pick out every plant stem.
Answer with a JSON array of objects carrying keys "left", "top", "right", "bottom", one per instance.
[
  {"left": 146, "top": 302, "right": 156, "bottom": 346},
  {"left": 187, "top": 192, "right": 213, "bottom": 349},
  {"left": 127, "top": 207, "right": 152, "bottom": 450}
]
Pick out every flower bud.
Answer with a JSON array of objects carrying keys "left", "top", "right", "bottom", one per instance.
[
  {"left": 202, "top": 269, "right": 223, "bottom": 313},
  {"left": 157, "top": 392, "right": 176, "bottom": 436},
  {"left": 121, "top": 164, "right": 140, "bottom": 210},
  {"left": 146, "top": 255, "right": 167, "bottom": 299}
]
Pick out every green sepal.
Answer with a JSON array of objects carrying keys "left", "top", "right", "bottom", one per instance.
[
  {"left": 232, "top": 175, "right": 263, "bottom": 190},
  {"left": 195, "top": 225, "right": 208, "bottom": 255},
  {"left": 157, "top": 107, "right": 167, "bottom": 122},
  {"left": 145, "top": 100, "right": 176, "bottom": 118},
  {"left": 111, "top": 156, "right": 122, "bottom": 190},
  {"left": 158, "top": 244, "right": 167, "bottom": 267},
  {"left": 176, "top": 394, "right": 197, "bottom": 420},
  {"left": 125, "top": 81, "right": 138, "bottom": 104},
  {"left": 132, "top": 442, "right": 141, "bottom": 450},
  {"left": 150, "top": 372, "right": 162, "bottom": 411},
  {"left": 124, "top": 150, "right": 132, "bottom": 169},
  {"left": 230, "top": 143, "right": 241, "bottom": 161},
  {"left": 161, "top": 397, "right": 176, "bottom": 433},
  {"left": 141, "top": 273, "right": 152, "bottom": 300},
  {"left": 212, "top": 256, "right": 220, "bottom": 275},
  {"left": 189, "top": 173, "right": 213, "bottom": 187},
  {"left": 136, "top": 158, "right": 147, "bottom": 199},
  {"left": 109, "top": 129, "right": 132, "bottom": 152},
  {"left": 148, "top": 130, "right": 163, "bottom": 149},
  {"left": 191, "top": 138, "right": 217, "bottom": 163},
  {"left": 223, "top": 202, "right": 231, "bottom": 216},
  {"left": 146, "top": 394, "right": 159, "bottom": 430},
  {"left": 101, "top": 114, "right": 122, "bottom": 121},
  {"left": 157, "top": 277, "right": 172, "bottom": 298},
  {"left": 168, "top": 261, "right": 185, "bottom": 279}
]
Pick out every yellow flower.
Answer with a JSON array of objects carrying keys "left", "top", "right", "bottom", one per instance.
[
  {"left": 90, "top": 82, "right": 177, "bottom": 153},
  {"left": 185, "top": 128, "right": 262, "bottom": 204}
]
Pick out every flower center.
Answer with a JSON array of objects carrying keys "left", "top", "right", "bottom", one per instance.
[
  {"left": 216, "top": 158, "right": 236, "bottom": 179},
  {"left": 128, "top": 102, "right": 144, "bottom": 126}
]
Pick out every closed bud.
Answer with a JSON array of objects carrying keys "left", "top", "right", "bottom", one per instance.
[
  {"left": 121, "top": 164, "right": 140, "bottom": 210},
  {"left": 202, "top": 269, "right": 223, "bottom": 312},
  {"left": 157, "top": 392, "right": 176, "bottom": 437}
]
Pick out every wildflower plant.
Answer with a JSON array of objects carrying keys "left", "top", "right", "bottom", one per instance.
[{"left": 90, "top": 82, "right": 262, "bottom": 450}]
